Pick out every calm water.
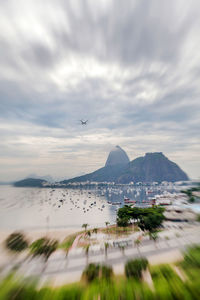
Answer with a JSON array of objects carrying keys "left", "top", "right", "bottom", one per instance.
[{"left": 0, "top": 184, "right": 186, "bottom": 230}]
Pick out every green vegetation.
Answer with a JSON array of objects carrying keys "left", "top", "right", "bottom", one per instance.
[
  {"left": 117, "top": 206, "right": 165, "bottom": 236},
  {"left": 84, "top": 244, "right": 90, "bottom": 265},
  {"left": 5, "top": 232, "right": 28, "bottom": 253},
  {"left": 30, "top": 237, "right": 58, "bottom": 262},
  {"left": 104, "top": 242, "right": 109, "bottom": 260},
  {"left": 117, "top": 216, "right": 130, "bottom": 227},
  {"left": 82, "top": 263, "right": 113, "bottom": 282},
  {"left": 125, "top": 258, "right": 148, "bottom": 279},
  {"left": 1, "top": 244, "right": 200, "bottom": 299},
  {"left": 92, "top": 228, "right": 98, "bottom": 234},
  {"left": 180, "top": 245, "right": 200, "bottom": 280},
  {"left": 183, "top": 245, "right": 200, "bottom": 267},
  {"left": 149, "top": 230, "right": 159, "bottom": 241},
  {"left": 82, "top": 263, "right": 100, "bottom": 282},
  {"left": 196, "top": 214, "right": 200, "bottom": 222},
  {"left": 102, "top": 224, "right": 137, "bottom": 235},
  {"left": 105, "top": 221, "right": 110, "bottom": 233},
  {"left": 82, "top": 223, "right": 89, "bottom": 232},
  {"left": 181, "top": 183, "right": 200, "bottom": 203},
  {"left": 60, "top": 233, "right": 77, "bottom": 256}
]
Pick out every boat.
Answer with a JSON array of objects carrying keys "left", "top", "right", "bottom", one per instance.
[{"left": 124, "top": 197, "right": 136, "bottom": 204}]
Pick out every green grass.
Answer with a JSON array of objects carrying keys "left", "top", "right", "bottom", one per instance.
[
  {"left": 59, "top": 233, "right": 81, "bottom": 252},
  {"left": 101, "top": 225, "right": 139, "bottom": 236},
  {"left": 1, "top": 271, "right": 200, "bottom": 300},
  {"left": 179, "top": 244, "right": 200, "bottom": 280}
]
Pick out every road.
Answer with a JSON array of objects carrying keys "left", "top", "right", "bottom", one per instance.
[{"left": 4, "top": 224, "right": 197, "bottom": 285}]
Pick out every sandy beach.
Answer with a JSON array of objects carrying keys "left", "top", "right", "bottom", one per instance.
[
  {"left": 0, "top": 227, "right": 81, "bottom": 245},
  {"left": 0, "top": 227, "right": 81, "bottom": 268}
]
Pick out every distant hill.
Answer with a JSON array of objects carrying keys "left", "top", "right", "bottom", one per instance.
[
  {"left": 63, "top": 150, "right": 189, "bottom": 184},
  {"left": 14, "top": 178, "right": 47, "bottom": 187},
  {"left": 26, "top": 174, "right": 54, "bottom": 182}
]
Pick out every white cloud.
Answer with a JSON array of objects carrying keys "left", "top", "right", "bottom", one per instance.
[{"left": 0, "top": 0, "right": 199, "bottom": 181}]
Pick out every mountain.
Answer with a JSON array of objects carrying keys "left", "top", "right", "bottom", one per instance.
[
  {"left": 14, "top": 178, "right": 47, "bottom": 187},
  {"left": 61, "top": 164, "right": 127, "bottom": 184},
  {"left": 61, "top": 145, "right": 130, "bottom": 184},
  {"left": 14, "top": 148, "right": 189, "bottom": 187},
  {"left": 105, "top": 145, "right": 130, "bottom": 166},
  {"left": 117, "top": 152, "right": 189, "bottom": 183},
  {"left": 63, "top": 150, "right": 189, "bottom": 184}
]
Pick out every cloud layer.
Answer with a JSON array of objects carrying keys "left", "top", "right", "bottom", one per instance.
[{"left": 0, "top": 0, "right": 200, "bottom": 181}]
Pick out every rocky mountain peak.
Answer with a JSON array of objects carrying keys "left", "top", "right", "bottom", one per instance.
[{"left": 105, "top": 145, "right": 130, "bottom": 167}]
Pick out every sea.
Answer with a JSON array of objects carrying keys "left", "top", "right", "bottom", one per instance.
[{"left": 0, "top": 183, "right": 196, "bottom": 230}]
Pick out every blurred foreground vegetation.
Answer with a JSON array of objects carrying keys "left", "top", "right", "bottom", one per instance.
[{"left": 0, "top": 245, "right": 200, "bottom": 299}]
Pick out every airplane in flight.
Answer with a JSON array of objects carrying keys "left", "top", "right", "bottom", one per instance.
[{"left": 80, "top": 120, "right": 88, "bottom": 125}]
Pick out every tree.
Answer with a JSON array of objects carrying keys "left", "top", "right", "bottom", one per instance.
[
  {"left": 104, "top": 242, "right": 109, "bottom": 260},
  {"left": 125, "top": 258, "right": 148, "bottom": 279},
  {"left": 105, "top": 222, "right": 110, "bottom": 233},
  {"left": 82, "top": 263, "right": 100, "bottom": 282},
  {"left": 61, "top": 234, "right": 76, "bottom": 266},
  {"left": 117, "top": 206, "right": 131, "bottom": 219},
  {"left": 129, "top": 207, "right": 143, "bottom": 223},
  {"left": 117, "top": 206, "right": 165, "bottom": 229},
  {"left": 101, "top": 265, "right": 113, "bottom": 281},
  {"left": 86, "top": 230, "right": 91, "bottom": 239},
  {"left": 149, "top": 231, "right": 159, "bottom": 248},
  {"left": 138, "top": 210, "right": 165, "bottom": 235},
  {"left": 82, "top": 224, "right": 89, "bottom": 232},
  {"left": 5, "top": 232, "right": 28, "bottom": 254},
  {"left": 85, "top": 244, "right": 90, "bottom": 265},
  {"left": 82, "top": 263, "right": 113, "bottom": 282},
  {"left": 117, "top": 217, "right": 129, "bottom": 227},
  {"left": 30, "top": 237, "right": 58, "bottom": 271},
  {"left": 134, "top": 238, "right": 141, "bottom": 256},
  {"left": 181, "top": 184, "right": 200, "bottom": 203},
  {"left": 93, "top": 228, "right": 98, "bottom": 235},
  {"left": 118, "top": 244, "right": 126, "bottom": 256}
]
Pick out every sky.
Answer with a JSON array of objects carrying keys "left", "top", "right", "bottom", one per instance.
[{"left": 0, "top": 0, "right": 200, "bottom": 181}]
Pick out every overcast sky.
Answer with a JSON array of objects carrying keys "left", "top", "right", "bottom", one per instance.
[{"left": 0, "top": 0, "right": 200, "bottom": 181}]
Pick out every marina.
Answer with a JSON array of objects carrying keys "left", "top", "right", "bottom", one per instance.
[{"left": 0, "top": 182, "right": 199, "bottom": 230}]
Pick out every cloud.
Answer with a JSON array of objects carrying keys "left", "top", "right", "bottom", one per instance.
[{"left": 0, "top": 0, "right": 200, "bottom": 180}]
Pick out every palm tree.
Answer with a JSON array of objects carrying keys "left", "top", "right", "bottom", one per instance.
[
  {"left": 86, "top": 230, "right": 91, "bottom": 239},
  {"left": 82, "top": 223, "right": 89, "bottom": 232},
  {"left": 85, "top": 244, "right": 90, "bottom": 265},
  {"left": 149, "top": 231, "right": 159, "bottom": 248},
  {"left": 105, "top": 222, "right": 110, "bottom": 233},
  {"left": 104, "top": 242, "right": 109, "bottom": 261},
  {"left": 93, "top": 228, "right": 98, "bottom": 235},
  {"left": 5, "top": 232, "right": 28, "bottom": 254},
  {"left": 134, "top": 238, "right": 141, "bottom": 256},
  {"left": 30, "top": 237, "right": 58, "bottom": 272},
  {"left": 119, "top": 244, "right": 125, "bottom": 256},
  {"left": 5, "top": 232, "right": 29, "bottom": 264}
]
